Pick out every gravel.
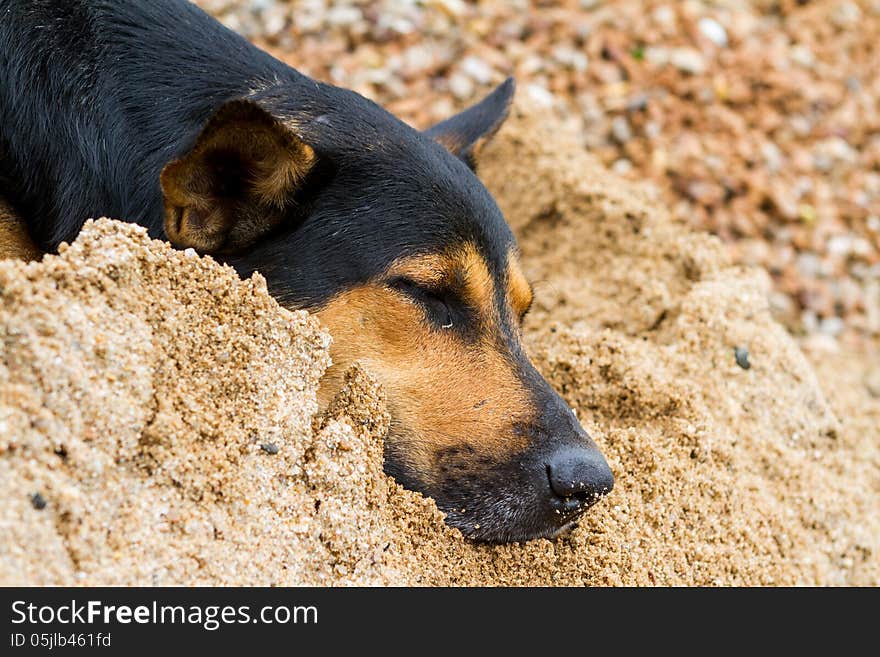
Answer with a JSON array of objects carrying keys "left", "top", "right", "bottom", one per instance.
[
  {"left": 734, "top": 346, "right": 751, "bottom": 370},
  {"left": 30, "top": 493, "right": 47, "bottom": 511}
]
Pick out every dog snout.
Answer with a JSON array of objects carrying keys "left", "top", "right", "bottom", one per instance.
[{"left": 545, "top": 444, "right": 614, "bottom": 509}]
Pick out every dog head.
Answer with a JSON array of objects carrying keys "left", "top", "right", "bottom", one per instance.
[{"left": 160, "top": 78, "right": 613, "bottom": 543}]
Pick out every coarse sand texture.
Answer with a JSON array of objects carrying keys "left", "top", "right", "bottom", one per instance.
[{"left": 1, "top": 104, "right": 877, "bottom": 585}]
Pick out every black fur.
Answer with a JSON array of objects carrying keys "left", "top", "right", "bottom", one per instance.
[{"left": 0, "top": 0, "right": 515, "bottom": 308}]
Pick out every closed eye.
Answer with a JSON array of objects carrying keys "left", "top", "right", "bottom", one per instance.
[{"left": 389, "top": 277, "right": 455, "bottom": 329}]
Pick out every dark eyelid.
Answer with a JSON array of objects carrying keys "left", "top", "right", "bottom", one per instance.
[
  {"left": 389, "top": 277, "right": 446, "bottom": 299},
  {"left": 388, "top": 276, "right": 452, "bottom": 300},
  {"left": 389, "top": 277, "right": 458, "bottom": 329}
]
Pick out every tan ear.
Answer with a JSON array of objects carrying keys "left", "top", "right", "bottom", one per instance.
[
  {"left": 160, "top": 100, "right": 316, "bottom": 253},
  {"left": 424, "top": 77, "right": 515, "bottom": 171}
]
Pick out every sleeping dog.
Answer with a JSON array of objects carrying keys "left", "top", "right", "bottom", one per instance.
[{"left": 0, "top": 0, "right": 613, "bottom": 543}]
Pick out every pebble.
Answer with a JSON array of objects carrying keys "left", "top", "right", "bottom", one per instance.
[
  {"left": 652, "top": 6, "right": 675, "bottom": 26},
  {"left": 448, "top": 72, "right": 474, "bottom": 100},
  {"left": 669, "top": 48, "right": 707, "bottom": 75},
  {"left": 524, "top": 83, "right": 556, "bottom": 107},
  {"left": 460, "top": 56, "right": 494, "bottom": 85},
  {"left": 790, "top": 44, "right": 816, "bottom": 68},
  {"left": 698, "top": 18, "right": 728, "bottom": 47},
  {"left": 831, "top": 2, "right": 861, "bottom": 28},
  {"left": 326, "top": 5, "right": 362, "bottom": 27},
  {"left": 552, "top": 46, "right": 589, "bottom": 73},
  {"left": 801, "top": 310, "right": 819, "bottom": 334},
  {"left": 611, "top": 116, "right": 633, "bottom": 143},
  {"left": 827, "top": 235, "right": 854, "bottom": 258},
  {"left": 31, "top": 492, "right": 47, "bottom": 510},
  {"left": 819, "top": 316, "right": 844, "bottom": 337},
  {"left": 262, "top": 7, "right": 287, "bottom": 36},
  {"left": 626, "top": 93, "right": 649, "bottom": 112},
  {"left": 734, "top": 346, "right": 751, "bottom": 370},
  {"left": 761, "top": 142, "right": 783, "bottom": 173},
  {"left": 644, "top": 46, "right": 670, "bottom": 67},
  {"left": 612, "top": 158, "right": 633, "bottom": 175},
  {"left": 819, "top": 137, "right": 858, "bottom": 164},
  {"left": 797, "top": 252, "right": 823, "bottom": 278},
  {"left": 260, "top": 443, "right": 279, "bottom": 455}
]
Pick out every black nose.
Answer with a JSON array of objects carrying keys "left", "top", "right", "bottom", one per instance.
[{"left": 546, "top": 445, "right": 614, "bottom": 505}]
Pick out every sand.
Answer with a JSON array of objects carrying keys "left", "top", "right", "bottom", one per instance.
[
  {"left": 1, "top": 103, "right": 877, "bottom": 585},
  {"left": 0, "top": 198, "right": 40, "bottom": 263}
]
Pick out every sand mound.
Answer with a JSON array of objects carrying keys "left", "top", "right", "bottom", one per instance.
[{"left": 1, "top": 104, "right": 877, "bottom": 585}]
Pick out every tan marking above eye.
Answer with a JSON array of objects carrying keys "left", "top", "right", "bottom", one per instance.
[
  {"left": 507, "top": 252, "right": 534, "bottom": 319},
  {"left": 453, "top": 244, "right": 495, "bottom": 316},
  {"left": 386, "top": 244, "right": 497, "bottom": 318},
  {"left": 387, "top": 252, "right": 449, "bottom": 287}
]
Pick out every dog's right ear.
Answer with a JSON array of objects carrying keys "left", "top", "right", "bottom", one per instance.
[
  {"left": 160, "top": 100, "right": 316, "bottom": 254},
  {"left": 424, "top": 77, "right": 515, "bottom": 171}
]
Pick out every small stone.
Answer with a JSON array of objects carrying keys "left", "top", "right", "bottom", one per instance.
[
  {"left": 790, "top": 116, "right": 812, "bottom": 137},
  {"left": 460, "top": 56, "right": 494, "bottom": 85},
  {"left": 761, "top": 142, "right": 783, "bottom": 173},
  {"left": 698, "top": 18, "right": 728, "bottom": 47},
  {"left": 797, "top": 252, "right": 822, "bottom": 277},
  {"left": 790, "top": 44, "right": 815, "bottom": 69},
  {"left": 817, "top": 137, "right": 858, "bottom": 165},
  {"left": 831, "top": 1, "right": 861, "bottom": 27},
  {"left": 260, "top": 443, "right": 279, "bottom": 455},
  {"left": 734, "top": 346, "right": 751, "bottom": 370},
  {"left": 524, "top": 83, "right": 555, "bottom": 107},
  {"left": 798, "top": 204, "right": 818, "bottom": 223},
  {"left": 652, "top": 6, "right": 675, "bottom": 25},
  {"left": 686, "top": 181, "right": 723, "bottom": 205},
  {"left": 818, "top": 316, "right": 844, "bottom": 337},
  {"left": 827, "top": 235, "right": 854, "bottom": 258},
  {"left": 643, "top": 46, "right": 670, "bottom": 67},
  {"left": 434, "top": 0, "right": 467, "bottom": 15},
  {"left": 262, "top": 7, "right": 287, "bottom": 36},
  {"left": 669, "top": 48, "right": 706, "bottom": 75},
  {"left": 552, "top": 46, "right": 589, "bottom": 73},
  {"left": 626, "top": 93, "right": 649, "bottom": 112},
  {"left": 611, "top": 116, "right": 632, "bottom": 143},
  {"left": 31, "top": 492, "right": 47, "bottom": 510},
  {"left": 612, "top": 158, "right": 633, "bottom": 175},
  {"left": 801, "top": 310, "right": 819, "bottom": 334},
  {"left": 448, "top": 72, "right": 474, "bottom": 100},
  {"left": 326, "top": 5, "right": 362, "bottom": 27},
  {"left": 401, "top": 45, "right": 433, "bottom": 76}
]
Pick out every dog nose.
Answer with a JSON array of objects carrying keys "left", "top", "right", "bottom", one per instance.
[{"left": 546, "top": 445, "right": 614, "bottom": 505}]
